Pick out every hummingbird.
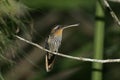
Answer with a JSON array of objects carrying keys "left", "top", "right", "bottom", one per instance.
[{"left": 45, "top": 24, "right": 79, "bottom": 72}]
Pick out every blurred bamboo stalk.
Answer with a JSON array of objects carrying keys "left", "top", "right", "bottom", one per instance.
[{"left": 91, "top": 1, "right": 105, "bottom": 80}]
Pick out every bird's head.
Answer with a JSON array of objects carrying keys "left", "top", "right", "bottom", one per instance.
[
  {"left": 51, "top": 25, "right": 63, "bottom": 36},
  {"left": 51, "top": 24, "right": 79, "bottom": 36}
]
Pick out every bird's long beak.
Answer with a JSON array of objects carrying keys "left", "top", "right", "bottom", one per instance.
[{"left": 62, "top": 24, "right": 79, "bottom": 30}]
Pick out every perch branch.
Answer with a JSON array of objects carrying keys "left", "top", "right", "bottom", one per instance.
[{"left": 15, "top": 35, "right": 120, "bottom": 63}]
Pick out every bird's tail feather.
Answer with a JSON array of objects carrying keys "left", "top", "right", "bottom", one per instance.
[{"left": 45, "top": 53, "right": 56, "bottom": 72}]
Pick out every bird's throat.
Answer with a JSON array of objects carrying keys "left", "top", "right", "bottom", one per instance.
[{"left": 55, "top": 29, "right": 63, "bottom": 36}]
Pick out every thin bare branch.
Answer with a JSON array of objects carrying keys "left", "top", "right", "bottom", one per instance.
[
  {"left": 103, "top": 0, "right": 120, "bottom": 26},
  {"left": 15, "top": 35, "right": 120, "bottom": 63},
  {"left": 108, "top": 0, "right": 120, "bottom": 3}
]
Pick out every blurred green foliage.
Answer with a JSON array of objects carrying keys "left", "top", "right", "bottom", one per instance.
[
  {"left": 21, "top": 0, "right": 95, "bottom": 10},
  {"left": 0, "top": 0, "right": 31, "bottom": 61}
]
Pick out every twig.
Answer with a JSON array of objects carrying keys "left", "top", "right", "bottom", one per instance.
[
  {"left": 108, "top": 0, "right": 120, "bottom": 3},
  {"left": 103, "top": 0, "right": 120, "bottom": 26},
  {"left": 15, "top": 35, "right": 120, "bottom": 63}
]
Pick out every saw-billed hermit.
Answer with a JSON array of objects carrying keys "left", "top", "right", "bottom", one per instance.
[{"left": 45, "top": 24, "right": 79, "bottom": 72}]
